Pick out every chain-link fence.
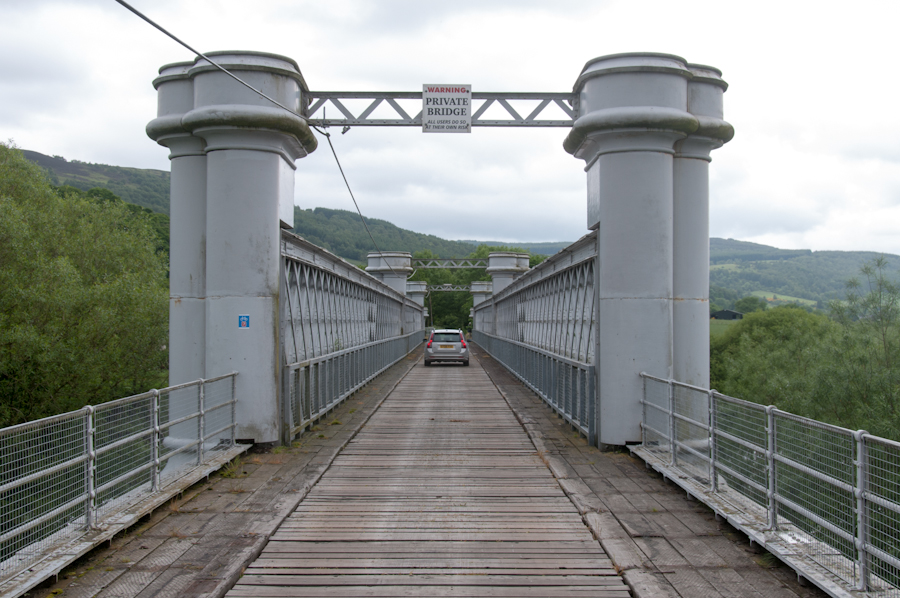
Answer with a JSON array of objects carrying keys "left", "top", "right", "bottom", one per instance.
[
  {"left": 0, "top": 374, "right": 237, "bottom": 586},
  {"left": 637, "top": 373, "right": 900, "bottom": 597}
]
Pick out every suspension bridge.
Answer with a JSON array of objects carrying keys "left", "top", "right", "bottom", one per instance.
[{"left": 2, "top": 52, "right": 897, "bottom": 598}]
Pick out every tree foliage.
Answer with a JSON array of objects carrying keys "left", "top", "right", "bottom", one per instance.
[
  {"left": 734, "top": 295, "right": 768, "bottom": 314},
  {"left": 0, "top": 143, "right": 168, "bottom": 427},
  {"left": 410, "top": 244, "right": 542, "bottom": 331},
  {"left": 711, "top": 258, "right": 900, "bottom": 439}
]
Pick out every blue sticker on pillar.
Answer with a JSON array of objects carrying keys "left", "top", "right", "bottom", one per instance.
[{"left": 238, "top": 315, "right": 250, "bottom": 329}]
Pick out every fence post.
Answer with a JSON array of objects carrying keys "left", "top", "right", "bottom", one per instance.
[
  {"left": 708, "top": 389, "right": 718, "bottom": 492},
  {"left": 588, "top": 366, "right": 597, "bottom": 447},
  {"left": 230, "top": 374, "right": 236, "bottom": 447},
  {"left": 84, "top": 406, "right": 96, "bottom": 530},
  {"left": 151, "top": 390, "right": 160, "bottom": 492},
  {"left": 854, "top": 430, "right": 869, "bottom": 591},
  {"left": 669, "top": 380, "right": 677, "bottom": 466},
  {"left": 197, "top": 379, "right": 205, "bottom": 465},
  {"left": 766, "top": 406, "right": 778, "bottom": 530}
]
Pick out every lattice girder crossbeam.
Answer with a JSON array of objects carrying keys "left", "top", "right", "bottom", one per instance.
[{"left": 306, "top": 92, "right": 576, "bottom": 127}]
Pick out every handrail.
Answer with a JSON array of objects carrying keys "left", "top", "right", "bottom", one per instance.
[{"left": 636, "top": 373, "right": 900, "bottom": 597}]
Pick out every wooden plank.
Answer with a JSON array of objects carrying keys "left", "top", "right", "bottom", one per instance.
[{"left": 226, "top": 361, "right": 630, "bottom": 598}]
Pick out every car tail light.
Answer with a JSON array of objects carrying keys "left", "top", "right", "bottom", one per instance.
[
  {"left": 426, "top": 334, "right": 433, "bottom": 348},
  {"left": 459, "top": 334, "right": 467, "bottom": 348}
]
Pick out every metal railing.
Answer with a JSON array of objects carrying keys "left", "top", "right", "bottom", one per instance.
[
  {"left": 280, "top": 231, "right": 425, "bottom": 442},
  {"left": 637, "top": 374, "right": 900, "bottom": 598},
  {"left": 472, "top": 232, "right": 597, "bottom": 443},
  {"left": 283, "top": 331, "right": 424, "bottom": 440},
  {"left": 474, "top": 331, "right": 595, "bottom": 444},
  {"left": 0, "top": 374, "right": 238, "bottom": 585}
]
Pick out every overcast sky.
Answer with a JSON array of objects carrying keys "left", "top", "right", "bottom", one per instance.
[{"left": 3, "top": 0, "right": 900, "bottom": 255}]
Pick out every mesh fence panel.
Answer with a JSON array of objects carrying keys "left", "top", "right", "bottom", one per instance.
[
  {"left": 0, "top": 413, "right": 88, "bottom": 578},
  {"left": 641, "top": 378, "right": 669, "bottom": 456},
  {"left": 158, "top": 386, "right": 199, "bottom": 485},
  {"left": 865, "top": 436, "right": 900, "bottom": 596},
  {"left": 673, "top": 384, "right": 710, "bottom": 478},
  {"left": 713, "top": 395, "right": 768, "bottom": 507},
  {"left": 773, "top": 412, "right": 857, "bottom": 581},
  {"left": 204, "top": 377, "right": 235, "bottom": 446},
  {"left": 93, "top": 395, "right": 155, "bottom": 519}
]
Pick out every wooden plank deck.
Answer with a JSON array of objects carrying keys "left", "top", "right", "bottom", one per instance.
[{"left": 227, "top": 358, "right": 630, "bottom": 598}]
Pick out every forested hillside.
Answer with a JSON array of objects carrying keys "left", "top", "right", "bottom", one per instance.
[
  {"left": 23, "top": 150, "right": 900, "bottom": 307},
  {"left": 291, "top": 207, "right": 478, "bottom": 263},
  {"left": 23, "top": 150, "right": 170, "bottom": 214},
  {"left": 710, "top": 238, "right": 900, "bottom": 305}
]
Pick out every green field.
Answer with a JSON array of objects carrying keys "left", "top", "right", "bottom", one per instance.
[{"left": 749, "top": 290, "right": 817, "bottom": 308}]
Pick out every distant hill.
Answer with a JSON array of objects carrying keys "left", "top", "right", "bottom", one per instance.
[
  {"left": 22, "top": 150, "right": 900, "bottom": 305},
  {"left": 709, "top": 238, "right": 900, "bottom": 306},
  {"left": 291, "top": 207, "right": 478, "bottom": 264},
  {"left": 22, "top": 150, "right": 170, "bottom": 215}
]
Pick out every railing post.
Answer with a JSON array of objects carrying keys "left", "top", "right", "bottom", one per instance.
[
  {"left": 588, "top": 366, "right": 596, "bottom": 447},
  {"left": 151, "top": 390, "right": 160, "bottom": 492},
  {"left": 766, "top": 406, "right": 778, "bottom": 530},
  {"left": 854, "top": 430, "right": 869, "bottom": 591},
  {"left": 84, "top": 406, "right": 96, "bottom": 530},
  {"left": 197, "top": 379, "right": 205, "bottom": 465},
  {"left": 708, "top": 389, "right": 718, "bottom": 492},
  {"left": 669, "top": 380, "right": 677, "bottom": 466},
  {"left": 230, "top": 374, "right": 236, "bottom": 446},
  {"left": 639, "top": 373, "right": 647, "bottom": 446}
]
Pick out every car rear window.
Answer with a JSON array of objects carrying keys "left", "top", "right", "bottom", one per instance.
[{"left": 432, "top": 333, "right": 461, "bottom": 342}]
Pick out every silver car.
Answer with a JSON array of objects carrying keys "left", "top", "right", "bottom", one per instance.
[{"left": 424, "top": 329, "right": 469, "bottom": 366}]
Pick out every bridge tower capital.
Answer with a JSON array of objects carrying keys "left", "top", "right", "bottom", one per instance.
[
  {"left": 470, "top": 281, "right": 493, "bottom": 307},
  {"left": 566, "top": 53, "right": 731, "bottom": 446},
  {"left": 486, "top": 252, "right": 529, "bottom": 294},
  {"left": 406, "top": 280, "right": 427, "bottom": 307},
  {"left": 366, "top": 252, "right": 413, "bottom": 296}
]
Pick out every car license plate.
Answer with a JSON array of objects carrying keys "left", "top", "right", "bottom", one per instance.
[{"left": 440, "top": 344, "right": 454, "bottom": 349}]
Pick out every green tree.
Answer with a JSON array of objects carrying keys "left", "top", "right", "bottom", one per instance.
[
  {"left": 0, "top": 143, "right": 168, "bottom": 427},
  {"left": 734, "top": 295, "right": 768, "bottom": 313}
]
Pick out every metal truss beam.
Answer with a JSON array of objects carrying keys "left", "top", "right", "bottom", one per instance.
[
  {"left": 306, "top": 92, "right": 576, "bottom": 128},
  {"left": 412, "top": 258, "right": 488, "bottom": 269},
  {"left": 427, "top": 284, "right": 472, "bottom": 293}
]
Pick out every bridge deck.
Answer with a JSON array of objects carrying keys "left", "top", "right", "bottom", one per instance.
[
  {"left": 227, "top": 362, "right": 629, "bottom": 597},
  {"left": 35, "top": 348, "right": 824, "bottom": 598}
]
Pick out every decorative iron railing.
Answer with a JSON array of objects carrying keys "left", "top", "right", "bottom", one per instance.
[
  {"left": 637, "top": 374, "right": 900, "bottom": 598},
  {"left": 280, "top": 232, "right": 425, "bottom": 441},
  {"left": 473, "top": 232, "right": 597, "bottom": 442}
]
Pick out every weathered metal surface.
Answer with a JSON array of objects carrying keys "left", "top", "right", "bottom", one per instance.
[
  {"left": 306, "top": 92, "right": 576, "bottom": 128},
  {"left": 228, "top": 358, "right": 629, "bottom": 597}
]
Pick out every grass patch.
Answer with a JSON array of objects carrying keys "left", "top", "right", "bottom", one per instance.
[{"left": 750, "top": 290, "right": 817, "bottom": 307}]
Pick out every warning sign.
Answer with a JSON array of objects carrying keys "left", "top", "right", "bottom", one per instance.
[{"left": 422, "top": 84, "right": 471, "bottom": 133}]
